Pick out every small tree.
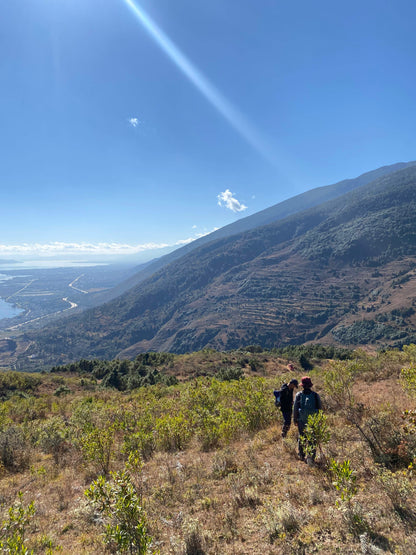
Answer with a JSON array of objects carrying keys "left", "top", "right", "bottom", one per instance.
[{"left": 299, "top": 354, "right": 313, "bottom": 371}]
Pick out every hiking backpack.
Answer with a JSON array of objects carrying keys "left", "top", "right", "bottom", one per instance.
[
  {"left": 273, "top": 389, "right": 281, "bottom": 408},
  {"left": 299, "top": 391, "right": 318, "bottom": 423}
]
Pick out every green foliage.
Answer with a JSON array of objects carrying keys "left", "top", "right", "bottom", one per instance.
[
  {"left": 51, "top": 355, "right": 175, "bottom": 392},
  {"left": 155, "top": 413, "right": 191, "bottom": 452},
  {"left": 0, "top": 372, "right": 41, "bottom": 401},
  {"left": 323, "top": 360, "right": 356, "bottom": 410},
  {"left": 301, "top": 411, "right": 330, "bottom": 461},
  {"left": 70, "top": 398, "right": 121, "bottom": 475},
  {"left": 401, "top": 344, "right": 416, "bottom": 398},
  {"left": 0, "top": 426, "right": 30, "bottom": 472},
  {"left": 273, "top": 344, "right": 352, "bottom": 361},
  {"left": 53, "top": 384, "right": 71, "bottom": 396},
  {"left": 85, "top": 455, "right": 154, "bottom": 554},
  {"left": 377, "top": 466, "right": 416, "bottom": 522},
  {"left": 330, "top": 459, "right": 357, "bottom": 505},
  {"left": 362, "top": 408, "right": 413, "bottom": 468},
  {"left": 299, "top": 353, "right": 313, "bottom": 371},
  {"left": 401, "top": 365, "right": 416, "bottom": 398},
  {"left": 34, "top": 416, "right": 69, "bottom": 465},
  {"left": 0, "top": 492, "right": 35, "bottom": 554},
  {"left": 216, "top": 366, "right": 244, "bottom": 382}
]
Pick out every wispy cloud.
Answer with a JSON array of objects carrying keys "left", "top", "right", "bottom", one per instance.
[
  {"left": 217, "top": 189, "right": 247, "bottom": 213},
  {"left": 128, "top": 117, "right": 139, "bottom": 127},
  {"left": 0, "top": 231, "right": 219, "bottom": 258}
]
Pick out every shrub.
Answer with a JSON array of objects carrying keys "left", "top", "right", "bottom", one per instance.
[
  {"left": 0, "top": 426, "right": 31, "bottom": 472},
  {"left": 0, "top": 492, "right": 35, "bottom": 554},
  {"left": 155, "top": 413, "right": 191, "bottom": 452},
  {"left": 34, "top": 416, "right": 70, "bottom": 465},
  {"left": 263, "top": 501, "right": 302, "bottom": 543},
  {"left": 216, "top": 366, "right": 244, "bottom": 382},
  {"left": 301, "top": 411, "right": 330, "bottom": 463},
  {"left": 299, "top": 354, "right": 313, "bottom": 371},
  {"left": 182, "top": 518, "right": 206, "bottom": 555},
  {"left": 330, "top": 459, "right": 357, "bottom": 506},
  {"left": 85, "top": 456, "right": 154, "bottom": 554},
  {"left": 377, "top": 467, "right": 416, "bottom": 522}
]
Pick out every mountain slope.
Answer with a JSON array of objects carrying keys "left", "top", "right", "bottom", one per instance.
[
  {"left": 99, "top": 161, "right": 416, "bottom": 303},
  {"left": 22, "top": 164, "right": 416, "bottom": 366}
]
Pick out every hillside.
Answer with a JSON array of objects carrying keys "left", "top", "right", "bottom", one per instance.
[
  {"left": 95, "top": 161, "right": 416, "bottom": 305},
  {"left": 16, "top": 164, "right": 416, "bottom": 368},
  {"left": 0, "top": 348, "right": 415, "bottom": 554}
]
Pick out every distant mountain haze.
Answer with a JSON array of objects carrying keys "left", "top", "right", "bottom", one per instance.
[{"left": 18, "top": 162, "right": 416, "bottom": 367}]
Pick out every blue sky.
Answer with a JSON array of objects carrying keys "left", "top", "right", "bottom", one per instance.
[{"left": 1, "top": 0, "right": 415, "bottom": 261}]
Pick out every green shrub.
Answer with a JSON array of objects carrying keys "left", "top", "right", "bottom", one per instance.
[
  {"left": 0, "top": 492, "right": 35, "bottom": 554},
  {"left": 0, "top": 426, "right": 31, "bottom": 472},
  {"left": 216, "top": 366, "right": 244, "bottom": 382},
  {"left": 155, "top": 413, "right": 191, "bottom": 452},
  {"left": 85, "top": 456, "right": 154, "bottom": 554},
  {"left": 34, "top": 416, "right": 70, "bottom": 465}
]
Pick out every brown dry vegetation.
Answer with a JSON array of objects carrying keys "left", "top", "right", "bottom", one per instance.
[{"left": 0, "top": 349, "right": 415, "bottom": 554}]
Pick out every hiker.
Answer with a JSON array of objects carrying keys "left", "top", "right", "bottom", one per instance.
[
  {"left": 274, "top": 378, "right": 299, "bottom": 438},
  {"left": 293, "top": 376, "right": 322, "bottom": 462}
]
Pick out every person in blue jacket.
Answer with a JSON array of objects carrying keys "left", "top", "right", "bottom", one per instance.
[{"left": 293, "top": 376, "right": 322, "bottom": 461}]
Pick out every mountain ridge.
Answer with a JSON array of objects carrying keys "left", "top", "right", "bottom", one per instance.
[{"left": 97, "top": 161, "right": 416, "bottom": 304}]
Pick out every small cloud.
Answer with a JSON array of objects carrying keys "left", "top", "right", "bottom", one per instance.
[
  {"left": 217, "top": 189, "right": 247, "bottom": 213},
  {"left": 128, "top": 117, "right": 139, "bottom": 128},
  {"left": 192, "top": 225, "right": 197, "bottom": 229}
]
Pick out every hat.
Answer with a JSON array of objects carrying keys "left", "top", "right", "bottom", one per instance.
[
  {"left": 289, "top": 378, "right": 299, "bottom": 387},
  {"left": 301, "top": 376, "right": 313, "bottom": 388}
]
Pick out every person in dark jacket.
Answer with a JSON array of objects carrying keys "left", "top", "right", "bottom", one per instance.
[
  {"left": 293, "top": 376, "right": 322, "bottom": 462},
  {"left": 275, "top": 378, "right": 298, "bottom": 437}
]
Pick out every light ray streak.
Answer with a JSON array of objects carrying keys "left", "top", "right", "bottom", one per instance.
[{"left": 123, "top": 0, "right": 275, "bottom": 163}]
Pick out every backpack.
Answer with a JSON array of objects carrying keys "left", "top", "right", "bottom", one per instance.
[
  {"left": 299, "top": 391, "right": 318, "bottom": 423},
  {"left": 273, "top": 389, "right": 281, "bottom": 408}
]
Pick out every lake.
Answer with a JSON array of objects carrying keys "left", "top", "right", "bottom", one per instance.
[{"left": 0, "top": 274, "right": 24, "bottom": 319}]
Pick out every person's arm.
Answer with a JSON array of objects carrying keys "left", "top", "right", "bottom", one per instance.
[{"left": 315, "top": 392, "right": 322, "bottom": 410}]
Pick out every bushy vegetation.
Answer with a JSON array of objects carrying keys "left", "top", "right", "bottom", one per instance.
[
  {"left": 0, "top": 347, "right": 415, "bottom": 553},
  {"left": 50, "top": 353, "right": 177, "bottom": 391}
]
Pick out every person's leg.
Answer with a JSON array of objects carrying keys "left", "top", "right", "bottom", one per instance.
[{"left": 281, "top": 411, "right": 291, "bottom": 437}]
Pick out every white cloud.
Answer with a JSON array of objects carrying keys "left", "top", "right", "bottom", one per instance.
[
  {"left": 217, "top": 189, "right": 247, "bottom": 213},
  {"left": 128, "top": 117, "right": 139, "bottom": 127},
  {"left": 0, "top": 230, "right": 220, "bottom": 259}
]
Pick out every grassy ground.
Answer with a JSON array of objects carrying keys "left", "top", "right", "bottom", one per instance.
[{"left": 0, "top": 349, "right": 415, "bottom": 554}]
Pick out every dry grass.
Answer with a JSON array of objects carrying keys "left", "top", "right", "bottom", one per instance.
[{"left": 0, "top": 353, "right": 415, "bottom": 554}]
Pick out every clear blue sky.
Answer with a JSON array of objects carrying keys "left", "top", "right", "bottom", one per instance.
[{"left": 1, "top": 0, "right": 415, "bottom": 261}]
